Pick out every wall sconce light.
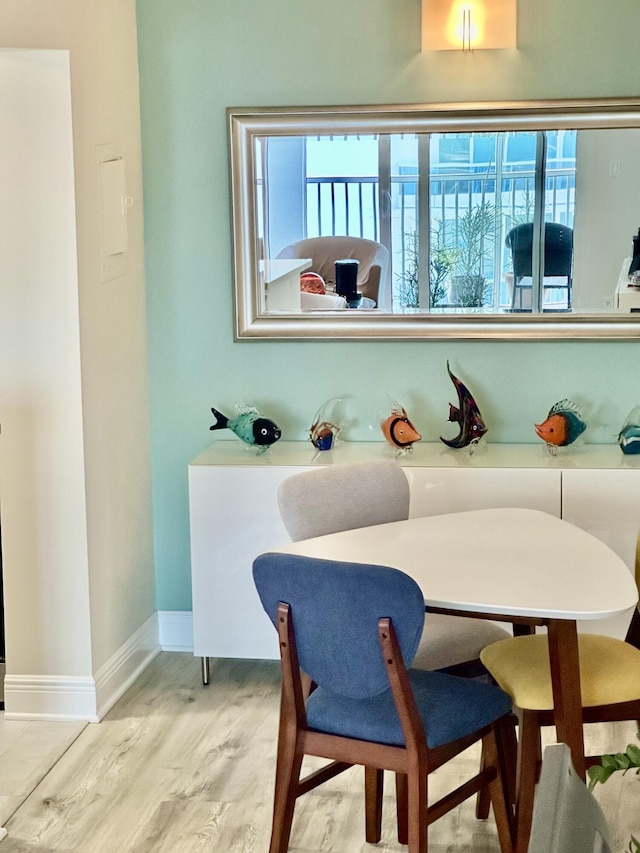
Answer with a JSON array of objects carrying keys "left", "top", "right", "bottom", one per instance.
[{"left": 422, "top": 0, "right": 517, "bottom": 51}]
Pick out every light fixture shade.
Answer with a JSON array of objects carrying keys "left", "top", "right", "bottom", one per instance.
[{"left": 422, "top": 0, "right": 517, "bottom": 51}]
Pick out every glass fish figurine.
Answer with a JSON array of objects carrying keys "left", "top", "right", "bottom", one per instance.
[
  {"left": 440, "top": 361, "right": 487, "bottom": 451},
  {"left": 534, "top": 399, "right": 586, "bottom": 455},
  {"left": 309, "top": 397, "right": 343, "bottom": 451},
  {"left": 210, "top": 404, "right": 281, "bottom": 454},
  {"left": 380, "top": 402, "right": 422, "bottom": 453},
  {"left": 618, "top": 406, "right": 640, "bottom": 454}
]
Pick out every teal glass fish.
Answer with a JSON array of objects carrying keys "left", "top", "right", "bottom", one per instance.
[
  {"left": 210, "top": 405, "right": 281, "bottom": 453},
  {"left": 618, "top": 406, "right": 640, "bottom": 454},
  {"left": 534, "top": 399, "right": 586, "bottom": 452},
  {"left": 440, "top": 362, "right": 487, "bottom": 450}
]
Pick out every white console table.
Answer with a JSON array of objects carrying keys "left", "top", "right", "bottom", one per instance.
[{"left": 188, "top": 440, "right": 640, "bottom": 683}]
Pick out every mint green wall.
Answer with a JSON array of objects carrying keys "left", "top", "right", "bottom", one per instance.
[{"left": 136, "top": 0, "right": 640, "bottom": 610}]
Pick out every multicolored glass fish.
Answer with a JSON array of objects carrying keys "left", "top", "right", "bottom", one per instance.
[
  {"left": 534, "top": 399, "right": 586, "bottom": 453},
  {"left": 380, "top": 403, "right": 422, "bottom": 452},
  {"left": 309, "top": 397, "right": 343, "bottom": 451},
  {"left": 440, "top": 361, "right": 487, "bottom": 450},
  {"left": 210, "top": 405, "right": 281, "bottom": 453}
]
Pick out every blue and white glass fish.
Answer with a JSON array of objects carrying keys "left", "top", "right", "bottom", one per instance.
[
  {"left": 618, "top": 406, "right": 640, "bottom": 455},
  {"left": 210, "top": 404, "right": 281, "bottom": 453}
]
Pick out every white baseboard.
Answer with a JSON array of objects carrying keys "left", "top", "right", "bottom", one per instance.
[
  {"left": 94, "top": 614, "right": 161, "bottom": 721},
  {"left": 4, "top": 614, "right": 162, "bottom": 723},
  {"left": 157, "top": 610, "right": 193, "bottom": 652},
  {"left": 3, "top": 674, "right": 101, "bottom": 722}
]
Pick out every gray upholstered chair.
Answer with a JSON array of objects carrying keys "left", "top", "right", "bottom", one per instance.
[
  {"left": 276, "top": 236, "right": 390, "bottom": 309},
  {"left": 277, "top": 460, "right": 511, "bottom": 676}
]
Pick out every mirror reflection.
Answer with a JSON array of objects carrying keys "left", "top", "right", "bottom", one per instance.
[{"left": 229, "top": 101, "right": 640, "bottom": 338}]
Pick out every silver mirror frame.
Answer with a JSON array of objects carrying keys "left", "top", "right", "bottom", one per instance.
[{"left": 229, "top": 98, "right": 640, "bottom": 340}]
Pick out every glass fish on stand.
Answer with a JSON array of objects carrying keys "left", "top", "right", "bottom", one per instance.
[
  {"left": 309, "top": 397, "right": 344, "bottom": 452},
  {"left": 617, "top": 406, "right": 640, "bottom": 454},
  {"left": 380, "top": 401, "right": 422, "bottom": 455},
  {"left": 440, "top": 361, "right": 487, "bottom": 453},
  {"left": 210, "top": 404, "right": 281, "bottom": 454},
  {"left": 534, "top": 399, "right": 586, "bottom": 456}
]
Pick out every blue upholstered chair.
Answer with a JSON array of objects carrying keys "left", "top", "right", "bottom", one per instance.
[{"left": 253, "top": 552, "right": 515, "bottom": 853}]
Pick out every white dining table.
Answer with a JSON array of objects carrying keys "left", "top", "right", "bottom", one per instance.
[{"left": 273, "top": 507, "right": 639, "bottom": 777}]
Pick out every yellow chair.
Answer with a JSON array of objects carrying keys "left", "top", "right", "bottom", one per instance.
[{"left": 480, "top": 535, "right": 640, "bottom": 853}]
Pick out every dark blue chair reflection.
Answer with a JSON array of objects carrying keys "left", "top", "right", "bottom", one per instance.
[{"left": 505, "top": 222, "right": 573, "bottom": 312}]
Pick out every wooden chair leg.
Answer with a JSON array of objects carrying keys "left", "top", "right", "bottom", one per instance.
[
  {"left": 406, "top": 765, "right": 428, "bottom": 853},
  {"left": 269, "top": 731, "right": 303, "bottom": 853},
  {"left": 514, "top": 711, "right": 541, "bottom": 853},
  {"left": 396, "top": 772, "right": 409, "bottom": 845},
  {"left": 483, "top": 721, "right": 516, "bottom": 853},
  {"left": 477, "top": 713, "right": 517, "bottom": 821},
  {"left": 475, "top": 746, "right": 491, "bottom": 819},
  {"left": 364, "top": 767, "right": 383, "bottom": 843}
]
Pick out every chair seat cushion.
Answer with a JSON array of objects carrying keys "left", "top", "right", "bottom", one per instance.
[
  {"left": 480, "top": 633, "right": 640, "bottom": 711},
  {"left": 305, "top": 669, "right": 512, "bottom": 749},
  {"left": 412, "top": 614, "right": 511, "bottom": 671}
]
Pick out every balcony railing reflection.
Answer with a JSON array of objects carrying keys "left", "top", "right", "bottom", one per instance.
[{"left": 305, "top": 171, "right": 575, "bottom": 309}]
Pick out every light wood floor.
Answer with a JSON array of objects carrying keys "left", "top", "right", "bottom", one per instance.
[{"left": 0, "top": 652, "right": 636, "bottom": 852}]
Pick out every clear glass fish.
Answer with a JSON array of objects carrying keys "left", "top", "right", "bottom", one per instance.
[{"left": 309, "top": 397, "right": 344, "bottom": 451}]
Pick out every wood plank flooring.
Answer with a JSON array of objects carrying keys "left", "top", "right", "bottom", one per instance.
[
  {"left": 0, "top": 652, "right": 636, "bottom": 852},
  {"left": 0, "top": 718, "right": 85, "bottom": 829}
]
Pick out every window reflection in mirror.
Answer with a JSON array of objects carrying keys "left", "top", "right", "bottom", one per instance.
[{"left": 254, "top": 127, "right": 637, "bottom": 315}]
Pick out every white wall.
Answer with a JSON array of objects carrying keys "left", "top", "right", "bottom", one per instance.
[
  {"left": 0, "top": 0, "right": 156, "bottom": 720},
  {"left": 0, "top": 50, "right": 92, "bottom": 680},
  {"left": 573, "top": 129, "right": 640, "bottom": 312}
]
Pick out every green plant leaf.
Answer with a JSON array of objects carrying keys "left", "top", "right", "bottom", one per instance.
[
  {"left": 602, "top": 754, "right": 620, "bottom": 770},
  {"left": 587, "top": 764, "right": 615, "bottom": 789},
  {"left": 627, "top": 743, "right": 640, "bottom": 765}
]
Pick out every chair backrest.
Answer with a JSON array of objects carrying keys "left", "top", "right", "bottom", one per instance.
[
  {"left": 277, "top": 460, "right": 410, "bottom": 542},
  {"left": 527, "top": 744, "right": 612, "bottom": 853},
  {"left": 253, "top": 552, "right": 425, "bottom": 698},
  {"left": 276, "top": 236, "right": 390, "bottom": 307},
  {"left": 625, "top": 531, "right": 640, "bottom": 647},
  {"left": 505, "top": 222, "right": 574, "bottom": 280}
]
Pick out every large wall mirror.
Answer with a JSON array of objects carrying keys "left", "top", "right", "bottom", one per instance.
[{"left": 228, "top": 99, "right": 640, "bottom": 339}]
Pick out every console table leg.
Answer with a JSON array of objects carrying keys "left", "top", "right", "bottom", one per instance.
[{"left": 201, "top": 656, "right": 210, "bottom": 685}]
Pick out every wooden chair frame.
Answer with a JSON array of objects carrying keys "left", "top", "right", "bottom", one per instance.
[
  {"left": 268, "top": 601, "right": 515, "bottom": 853},
  {"left": 498, "top": 553, "right": 640, "bottom": 853}
]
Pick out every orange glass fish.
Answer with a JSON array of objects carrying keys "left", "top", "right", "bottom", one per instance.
[
  {"left": 381, "top": 405, "right": 422, "bottom": 450},
  {"left": 534, "top": 399, "right": 586, "bottom": 452}
]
